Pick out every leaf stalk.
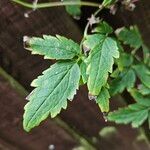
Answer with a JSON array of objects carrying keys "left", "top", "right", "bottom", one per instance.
[{"left": 11, "top": 0, "right": 100, "bottom": 9}]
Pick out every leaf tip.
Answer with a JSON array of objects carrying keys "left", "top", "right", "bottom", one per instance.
[{"left": 23, "top": 120, "right": 31, "bottom": 132}]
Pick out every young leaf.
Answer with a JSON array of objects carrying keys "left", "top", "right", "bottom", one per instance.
[
  {"left": 133, "top": 64, "right": 150, "bottom": 88},
  {"left": 64, "top": 0, "right": 81, "bottom": 16},
  {"left": 24, "top": 61, "right": 80, "bottom": 132},
  {"left": 96, "top": 87, "right": 110, "bottom": 113},
  {"left": 92, "top": 21, "right": 113, "bottom": 34},
  {"left": 110, "top": 68, "right": 136, "bottom": 96},
  {"left": 84, "top": 35, "right": 119, "bottom": 95},
  {"left": 116, "top": 26, "right": 142, "bottom": 49},
  {"left": 24, "top": 35, "right": 80, "bottom": 60}
]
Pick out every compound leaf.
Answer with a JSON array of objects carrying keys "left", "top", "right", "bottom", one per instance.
[
  {"left": 24, "top": 61, "right": 80, "bottom": 132},
  {"left": 25, "top": 35, "right": 80, "bottom": 60}
]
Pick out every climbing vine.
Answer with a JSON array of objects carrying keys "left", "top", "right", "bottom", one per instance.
[{"left": 11, "top": 0, "right": 150, "bottom": 132}]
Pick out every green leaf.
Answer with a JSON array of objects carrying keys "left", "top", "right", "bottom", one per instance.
[
  {"left": 138, "top": 84, "right": 150, "bottom": 95},
  {"left": 25, "top": 35, "right": 80, "bottom": 60},
  {"left": 85, "top": 36, "right": 119, "bottom": 95},
  {"left": 116, "top": 53, "right": 133, "bottom": 71},
  {"left": 23, "top": 61, "right": 80, "bottom": 132},
  {"left": 64, "top": 0, "right": 81, "bottom": 16},
  {"left": 108, "top": 88, "right": 150, "bottom": 128},
  {"left": 92, "top": 21, "right": 113, "bottom": 34},
  {"left": 96, "top": 87, "right": 110, "bottom": 113},
  {"left": 108, "top": 103, "right": 149, "bottom": 128},
  {"left": 133, "top": 64, "right": 150, "bottom": 88},
  {"left": 116, "top": 26, "right": 142, "bottom": 49},
  {"left": 110, "top": 68, "right": 136, "bottom": 96},
  {"left": 83, "top": 34, "right": 105, "bottom": 50},
  {"left": 80, "top": 61, "right": 88, "bottom": 84}
]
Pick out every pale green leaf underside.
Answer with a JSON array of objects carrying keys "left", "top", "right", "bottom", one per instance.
[
  {"left": 110, "top": 69, "right": 136, "bottom": 96},
  {"left": 64, "top": 0, "right": 81, "bottom": 16},
  {"left": 26, "top": 35, "right": 80, "bottom": 60},
  {"left": 85, "top": 35, "right": 119, "bottom": 95},
  {"left": 24, "top": 61, "right": 80, "bottom": 132},
  {"left": 96, "top": 87, "right": 110, "bottom": 112}
]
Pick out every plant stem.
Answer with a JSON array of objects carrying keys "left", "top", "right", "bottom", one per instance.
[
  {"left": 83, "top": 5, "right": 104, "bottom": 37},
  {"left": 80, "top": 5, "right": 104, "bottom": 51},
  {"left": 11, "top": 0, "right": 100, "bottom": 9}
]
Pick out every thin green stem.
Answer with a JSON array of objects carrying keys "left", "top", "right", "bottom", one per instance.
[
  {"left": 11, "top": 0, "right": 100, "bottom": 9},
  {"left": 83, "top": 22, "right": 90, "bottom": 38}
]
